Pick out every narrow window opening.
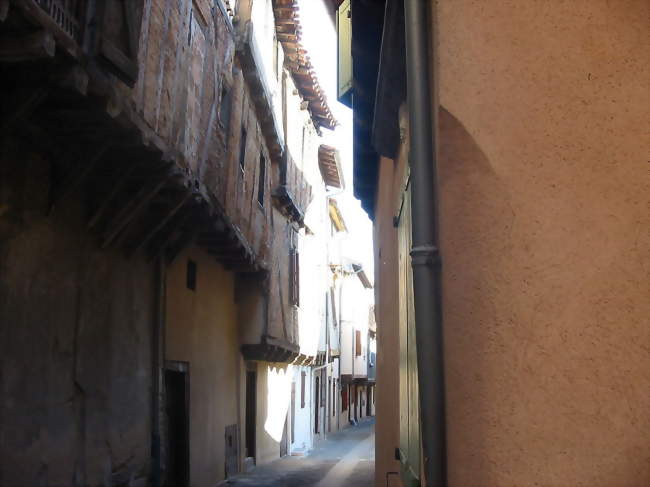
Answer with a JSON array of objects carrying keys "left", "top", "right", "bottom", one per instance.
[
  {"left": 219, "top": 84, "right": 232, "bottom": 134},
  {"left": 257, "top": 153, "right": 266, "bottom": 206},
  {"left": 300, "top": 126, "right": 307, "bottom": 164},
  {"left": 273, "top": 35, "right": 279, "bottom": 81},
  {"left": 186, "top": 260, "right": 197, "bottom": 291},
  {"left": 239, "top": 126, "right": 247, "bottom": 171}
]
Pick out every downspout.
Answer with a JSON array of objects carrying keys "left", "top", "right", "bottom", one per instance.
[
  {"left": 404, "top": 1, "right": 446, "bottom": 486},
  {"left": 151, "top": 254, "right": 166, "bottom": 487}
]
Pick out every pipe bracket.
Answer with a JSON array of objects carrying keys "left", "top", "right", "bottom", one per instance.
[{"left": 410, "top": 244, "right": 441, "bottom": 267}]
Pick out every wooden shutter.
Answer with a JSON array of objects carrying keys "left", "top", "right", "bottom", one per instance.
[
  {"left": 300, "top": 371, "right": 305, "bottom": 408},
  {"left": 336, "top": 0, "right": 352, "bottom": 107},
  {"left": 289, "top": 247, "right": 300, "bottom": 306},
  {"left": 355, "top": 330, "right": 361, "bottom": 356},
  {"left": 397, "top": 177, "right": 421, "bottom": 481},
  {"left": 89, "top": 0, "right": 143, "bottom": 87}
]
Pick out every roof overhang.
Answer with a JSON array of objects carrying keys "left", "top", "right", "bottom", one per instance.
[
  {"left": 318, "top": 144, "right": 345, "bottom": 189},
  {"left": 273, "top": 0, "right": 338, "bottom": 131}
]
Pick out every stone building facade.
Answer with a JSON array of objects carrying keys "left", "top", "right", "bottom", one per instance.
[{"left": 0, "top": 0, "right": 337, "bottom": 486}]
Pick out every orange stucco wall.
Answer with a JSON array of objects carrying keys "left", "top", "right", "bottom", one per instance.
[
  {"left": 166, "top": 246, "right": 243, "bottom": 487},
  {"left": 375, "top": 1, "right": 649, "bottom": 485},
  {"left": 436, "top": 0, "right": 649, "bottom": 485},
  {"left": 374, "top": 155, "right": 407, "bottom": 487}
]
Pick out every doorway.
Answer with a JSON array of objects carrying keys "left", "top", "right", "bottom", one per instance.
[
  {"left": 280, "top": 416, "right": 288, "bottom": 457},
  {"left": 164, "top": 363, "right": 190, "bottom": 487},
  {"left": 314, "top": 376, "right": 320, "bottom": 434},
  {"left": 245, "top": 368, "right": 257, "bottom": 462},
  {"left": 290, "top": 382, "right": 296, "bottom": 444}
]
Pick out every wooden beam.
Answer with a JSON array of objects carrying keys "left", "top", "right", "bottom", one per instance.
[
  {"left": 87, "top": 162, "right": 142, "bottom": 229},
  {"left": 129, "top": 190, "right": 193, "bottom": 256},
  {"left": 101, "top": 176, "right": 168, "bottom": 249},
  {"left": 1, "top": 86, "right": 49, "bottom": 133},
  {"left": 51, "top": 65, "right": 89, "bottom": 96},
  {"left": 0, "top": 0, "right": 9, "bottom": 22},
  {"left": 165, "top": 218, "right": 204, "bottom": 266},
  {"left": 0, "top": 30, "right": 55, "bottom": 62},
  {"left": 49, "top": 144, "right": 108, "bottom": 213}
]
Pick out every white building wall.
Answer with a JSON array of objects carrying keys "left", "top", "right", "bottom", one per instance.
[{"left": 291, "top": 365, "right": 313, "bottom": 454}]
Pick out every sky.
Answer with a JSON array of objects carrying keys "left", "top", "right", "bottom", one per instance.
[{"left": 298, "top": 0, "right": 375, "bottom": 281}]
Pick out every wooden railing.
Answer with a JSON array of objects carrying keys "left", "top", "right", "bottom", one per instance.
[{"left": 35, "top": 0, "right": 85, "bottom": 41}]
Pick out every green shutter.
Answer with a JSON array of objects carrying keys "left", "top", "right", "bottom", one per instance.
[
  {"left": 336, "top": 0, "right": 352, "bottom": 107},
  {"left": 397, "top": 176, "right": 421, "bottom": 486}
]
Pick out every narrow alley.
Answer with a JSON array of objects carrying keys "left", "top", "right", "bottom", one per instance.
[
  {"left": 224, "top": 419, "right": 375, "bottom": 487},
  {"left": 0, "top": 0, "right": 648, "bottom": 486}
]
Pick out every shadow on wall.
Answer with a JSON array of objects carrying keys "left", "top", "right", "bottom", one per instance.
[{"left": 437, "top": 106, "right": 515, "bottom": 480}]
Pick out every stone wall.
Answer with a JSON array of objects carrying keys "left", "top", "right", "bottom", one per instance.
[{"left": 0, "top": 139, "right": 154, "bottom": 487}]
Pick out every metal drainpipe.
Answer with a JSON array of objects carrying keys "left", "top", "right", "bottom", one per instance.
[{"left": 404, "top": 0, "right": 447, "bottom": 486}]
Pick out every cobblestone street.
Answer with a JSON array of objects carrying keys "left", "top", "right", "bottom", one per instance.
[{"left": 223, "top": 419, "right": 375, "bottom": 487}]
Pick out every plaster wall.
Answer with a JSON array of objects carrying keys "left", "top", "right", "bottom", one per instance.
[
  {"left": 254, "top": 362, "right": 292, "bottom": 467},
  {"left": 0, "top": 146, "right": 153, "bottom": 486},
  {"left": 434, "top": 1, "right": 650, "bottom": 485},
  {"left": 165, "top": 245, "right": 242, "bottom": 486},
  {"left": 291, "top": 365, "right": 314, "bottom": 453}
]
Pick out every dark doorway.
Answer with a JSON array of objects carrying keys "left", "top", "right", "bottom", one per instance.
[
  {"left": 290, "top": 382, "right": 296, "bottom": 444},
  {"left": 245, "top": 369, "right": 257, "bottom": 462},
  {"left": 164, "top": 365, "right": 190, "bottom": 487},
  {"left": 328, "top": 377, "right": 332, "bottom": 432},
  {"left": 314, "top": 376, "right": 320, "bottom": 434},
  {"left": 280, "top": 415, "right": 288, "bottom": 457},
  {"left": 367, "top": 386, "right": 372, "bottom": 416}
]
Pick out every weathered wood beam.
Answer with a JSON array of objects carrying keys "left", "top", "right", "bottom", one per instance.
[
  {"left": 129, "top": 190, "right": 193, "bottom": 256},
  {"left": 101, "top": 176, "right": 168, "bottom": 249},
  {"left": 0, "top": 0, "right": 9, "bottom": 22},
  {"left": 0, "top": 30, "right": 55, "bottom": 62},
  {"left": 51, "top": 65, "right": 89, "bottom": 96},
  {"left": 148, "top": 204, "right": 194, "bottom": 260},
  {"left": 165, "top": 219, "right": 204, "bottom": 266},
  {"left": 87, "top": 162, "right": 143, "bottom": 229},
  {"left": 49, "top": 144, "right": 108, "bottom": 213},
  {"left": 1, "top": 86, "right": 49, "bottom": 133}
]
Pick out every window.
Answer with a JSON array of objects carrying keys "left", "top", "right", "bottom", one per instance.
[
  {"left": 273, "top": 34, "right": 279, "bottom": 81},
  {"left": 321, "top": 371, "right": 326, "bottom": 407},
  {"left": 257, "top": 153, "right": 266, "bottom": 206},
  {"left": 219, "top": 84, "right": 232, "bottom": 134},
  {"left": 239, "top": 126, "right": 247, "bottom": 171},
  {"left": 355, "top": 330, "right": 362, "bottom": 356},
  {"left": 300, "top": 371, "right": 306, "bottom": 408},
  {"left": 289, "top": 247, "right": 300, "bottom": 307},
  {"left": 186, "top": 260, "right": 197, "bottom": 291}
]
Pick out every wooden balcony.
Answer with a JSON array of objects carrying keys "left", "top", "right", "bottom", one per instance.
[
  {"left": 272, "top": 151, "right": 313, "bottom": 225},
  {"left": 0, "top": 0, "right": 267, "bottom": 272}
]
